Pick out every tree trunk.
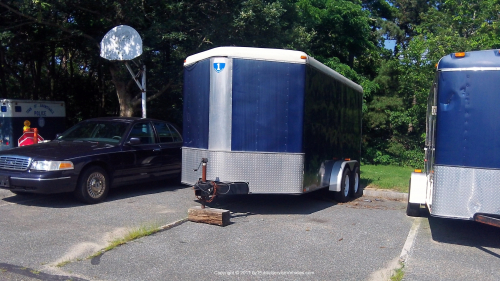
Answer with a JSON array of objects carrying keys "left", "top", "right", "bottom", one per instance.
[
  {"left": 50, "top": 43, "right": 55, "bottom": 98},
  {"left": 0, "top": 47, "right": 8, "bottom": 98},
  {"left": 109, "top": 62, "right": 135, "bottom": 117},
  {"left": 408, "top": 94, "right": 417, "bottom": 133}
]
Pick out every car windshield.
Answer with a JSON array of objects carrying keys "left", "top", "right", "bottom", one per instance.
[{"left": 57, "top": 121, "right": 129, "bottom": 144}]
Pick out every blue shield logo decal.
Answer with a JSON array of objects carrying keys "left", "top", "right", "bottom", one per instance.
[{"left": 214, "top": 62, "right": 226, "bottom": 73}]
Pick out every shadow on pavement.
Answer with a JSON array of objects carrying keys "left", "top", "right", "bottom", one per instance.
[
  {"left": 198, "top": 188, "right": 340, "bottom": 216},
  {"left": 429, "top": 216, "right": 500, "bottom": 258},
  {"left": 1, "top": 180, "right": 190, "bottom": 208}
]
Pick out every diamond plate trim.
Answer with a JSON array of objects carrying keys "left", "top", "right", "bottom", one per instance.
[
  {"left": 182, "top": 147, "right": 304, "bottom": 194},
  {"left": 433, "top": 165, "right": 500, "bottom": 219}
]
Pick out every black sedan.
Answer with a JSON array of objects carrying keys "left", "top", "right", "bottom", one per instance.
[{"left": 0, "top": 117, "right": 182, "bottom": 204}]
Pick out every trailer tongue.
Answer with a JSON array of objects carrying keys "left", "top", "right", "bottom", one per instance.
[{"left": 193, "top": 158, "right": 249, "bottom": 208}]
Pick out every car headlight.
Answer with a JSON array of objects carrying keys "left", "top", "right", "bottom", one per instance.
[{"left": 30, "top": 160, "right": 74, "bottom": 171}]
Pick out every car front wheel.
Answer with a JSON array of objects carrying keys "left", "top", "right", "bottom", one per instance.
[{"left": 74, "top": 166, "right": 109, "bottom": 204}]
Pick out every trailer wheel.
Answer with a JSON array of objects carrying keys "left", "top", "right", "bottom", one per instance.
[
  {"left": 406, "top": 179, "right": 420, "bottom": 217},
  {"left": 350, "top": 165, "right": 362, "bottom": 198},
  {"left": 334, "top": 168, "right": 350, "bottom": 203}
]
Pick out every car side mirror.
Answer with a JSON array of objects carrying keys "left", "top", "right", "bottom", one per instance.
[
  {"left": 126, "top": 137, "right": 141, "bottom": 146},
  {"left": 55, "top": 133, "right": 62, "bottom": 139}
]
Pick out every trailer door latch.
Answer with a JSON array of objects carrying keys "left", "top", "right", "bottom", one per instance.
[{"left": 432, "top": 106, "right": 437, "bottom": 115}]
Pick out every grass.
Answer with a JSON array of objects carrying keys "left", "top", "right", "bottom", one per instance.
[
  {"left": 88, "top": 224, "right": 161, "bottom": 260},
  {"left": 55, "top": 260, "right": 71, "bottom": 268},
  {"left": 55, "top": 223, "right": 162, "bottom": 268},
  {"left": 390, "top": 263, "right": 405, "bottom": 281},
  {"left": 361, "top": 164, "right": 415, "bottom": 193}
]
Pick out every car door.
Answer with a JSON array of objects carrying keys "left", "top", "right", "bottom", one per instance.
[
  {"left": 152, "top": 121, "right": 182, "bottom": 179},
  {"left": 120, "top": 121, "right": 162, "bottom": 183}
]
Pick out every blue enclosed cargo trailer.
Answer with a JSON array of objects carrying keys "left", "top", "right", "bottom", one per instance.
[
  {"left": 408, "top": 50, "right": 500, "bottom": 226},
  {"left": 182, "top": 47, "right": 363, "bottom": 203}
]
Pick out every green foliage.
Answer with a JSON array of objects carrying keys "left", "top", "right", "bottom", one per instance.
[
  {"left": 360, "top": 164, "right": 414, "bottom": 192},
  {"left": 2, "top": 0, "right": 500, "bottom": 165}
]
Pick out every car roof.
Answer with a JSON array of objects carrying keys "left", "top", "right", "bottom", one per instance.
[{"left": 83, "top": 117, "right": 170, "bottom": 124}]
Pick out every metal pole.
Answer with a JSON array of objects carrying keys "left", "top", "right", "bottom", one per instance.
[
  {"left": 124, "top": 62, "right": 143, "bottom": 90},
  {"left": 33, "top": 128, "right": 38, "bottom": 144},
  {"left": 142, "top": 64, "right": 146, "bottom": 118}
]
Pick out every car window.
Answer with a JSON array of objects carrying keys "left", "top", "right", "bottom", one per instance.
[
  {"left": 152, "top": 122, "right": 182, "bottom": 143},
  {"left": 128, "top": 122, "right": 156, "bottom": 144},
  {"left": 153, "top": 122, "right": 173, "bottom": 143},
  {"left": 168, "top": 124, "right": 182, "bottom": 142},
  {"left": 58, "top": 121, "right": 128, "bottom": 144}
]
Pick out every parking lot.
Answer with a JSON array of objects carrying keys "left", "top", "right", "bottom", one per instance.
[{"left": 1, "top": 183, "right": 500, "bottom": 281}]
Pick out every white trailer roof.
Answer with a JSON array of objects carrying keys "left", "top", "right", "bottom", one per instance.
[{"left": 184, "top": 46, "right": 363, "bottom": 93}]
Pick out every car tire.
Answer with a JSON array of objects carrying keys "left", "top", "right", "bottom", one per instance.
[
  {"left": 350, "top": 165, "right": 362, "bottom": 198},
  {"left": 334, "top": 167, "right": 350, "bottom": 203},
  {"left": 74, "top": 166, "right": 109, "bottom": 204}
]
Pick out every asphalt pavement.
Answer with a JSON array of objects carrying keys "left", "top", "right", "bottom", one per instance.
[
  {"left": 1, "top": 184, "right": 499, "bottom": 281},
  {"left": 404, "top": 216, "right": 500, "bottom": 281},
  {"left": 62, "top": 193, "right": 411, "bottom": 281}
]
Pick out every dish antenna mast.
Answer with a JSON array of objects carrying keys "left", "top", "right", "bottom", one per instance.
[{"left": 100, "top": 25, "right": 147, "bottom": 118}]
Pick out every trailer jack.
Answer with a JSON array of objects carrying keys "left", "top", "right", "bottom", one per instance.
[
  {"left": 474, "top": 213, "right": 500, "bottom": 228},
  {"left": 192, "top": 158, "right": 249, "bottom": 208},
  {"left": 192, "top": 158, "right": 214, "bottom": 209}
]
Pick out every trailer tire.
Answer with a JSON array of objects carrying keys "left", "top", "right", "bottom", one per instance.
[
  {"left": 350, "top": 165, "right": 362, "bottom": 198},
  {"left": 406, "top": 179, "right": 420, "bottom": 217},
  {"left": 334, "top": 168, "right": 350, "bottom": 203}
]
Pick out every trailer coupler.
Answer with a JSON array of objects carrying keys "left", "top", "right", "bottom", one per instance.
[
  {"left": 474, "top": 213, "right": 500, "bottom": 228},
  {"left": 192, "top": 158, "right": 249, "bottom": 208},
  {"left": 194, "top": 180, "right": 249, "bottom": 207}
]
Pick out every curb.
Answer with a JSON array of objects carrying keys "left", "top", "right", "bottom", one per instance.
[{"left": 363, "top": 187, "right": 408, "bottom": 201}]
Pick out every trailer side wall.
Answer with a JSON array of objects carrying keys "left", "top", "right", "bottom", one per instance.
[{"left": 303, "top": 65, "right": 363, "bottom": 174}]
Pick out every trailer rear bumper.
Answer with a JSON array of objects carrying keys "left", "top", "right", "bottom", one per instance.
[
  {"left": 431, "top": 165, "right": 500, "bottom": 220},
  {"left": 474, "top": 213, "right": 500, "bottom": 228}
]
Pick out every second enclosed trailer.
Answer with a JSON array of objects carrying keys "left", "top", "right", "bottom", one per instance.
[
  {"left": 182, "top": 47, "right": 363, "bottom": 202},
  {"left": 408, "top": 50, "right": 500, "bottom": 226}
]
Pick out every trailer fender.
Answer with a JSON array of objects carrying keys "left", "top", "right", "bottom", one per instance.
[
  {"left": 328, "top": 160, "right": 358, "bottom": 192},
  {"left": 409, "top": 172, "right": 427, "bottom": 204}
]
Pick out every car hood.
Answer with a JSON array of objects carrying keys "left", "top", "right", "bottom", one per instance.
[{"left": 0, "top": 141, "right": 119, "bottom": 160}]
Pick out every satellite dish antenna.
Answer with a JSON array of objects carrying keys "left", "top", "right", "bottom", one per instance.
[{"left": 100, "top": 25, "right": 147, "bottom": 118}]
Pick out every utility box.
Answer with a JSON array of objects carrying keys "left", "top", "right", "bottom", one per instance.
[
  {"left": 182, "top": 47, "right": 363, "bottom": 201},
  {"left": 0, "top": 100, "right": 66, "bottom": 150}
]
